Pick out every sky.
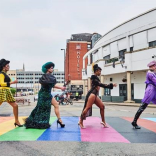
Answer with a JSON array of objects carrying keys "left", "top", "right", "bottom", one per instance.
[{"left": 0, "top": 0, "right": 156, "bottom": 71}]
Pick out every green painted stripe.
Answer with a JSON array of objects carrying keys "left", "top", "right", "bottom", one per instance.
[{"left": 0, "top": 117, "right": 56, "bottom": 141}]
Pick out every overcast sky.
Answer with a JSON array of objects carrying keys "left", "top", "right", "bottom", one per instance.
[{"left": 0, "top": 0, "right": 156, "bottom": 71}]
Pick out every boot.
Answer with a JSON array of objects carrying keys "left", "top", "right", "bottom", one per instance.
[{"left": 131, "top": 103, "right": 147, "bottom": 129}]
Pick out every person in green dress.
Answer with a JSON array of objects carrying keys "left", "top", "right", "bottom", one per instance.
[{"left": 25, "top": 62, "right": 66, "bottom": 129}]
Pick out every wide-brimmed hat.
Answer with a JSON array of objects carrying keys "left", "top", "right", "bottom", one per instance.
[
  {"left": 147, "top": 60, "right": 156, "bottom": 67},
  {"left": 42, "top": 62, "right": 55, "bottom": 73},
  {"left": 0, "top": 58, "right": 10, "bottom": 71}
]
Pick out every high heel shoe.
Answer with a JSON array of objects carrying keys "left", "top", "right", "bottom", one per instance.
[
  {"left": 101, "top": 122, "right": 109, "bottom": 128},
  {"left": 57, "top": 118, "right": 65, "bottom": 128},
  {"left": 14, "top": 123, "right": 23, "bottom": 127},
  {"left": 78, "top": 122, "right": 85, "bottom": 129},
  {"left": 131, "top": 122, "right": 141, "bottom": 129}
]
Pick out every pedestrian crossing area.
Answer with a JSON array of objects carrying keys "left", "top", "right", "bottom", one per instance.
[{"left": 1, "top": 116, "right": 156, "bottom": 143}]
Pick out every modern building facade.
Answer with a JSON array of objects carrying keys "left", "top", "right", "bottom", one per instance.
[
  {"left": 65, "top": 33, "right": 101, "bottom": 93},
  {"left": 82, "top": 8, "right": 156, "bottom": 103},
  {"left": 8, "top": 69, "right": 64, "bottom": 93}
]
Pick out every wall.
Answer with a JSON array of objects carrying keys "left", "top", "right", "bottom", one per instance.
[{"left": 66, "top": 42, "right": 88, "bottom": 82}]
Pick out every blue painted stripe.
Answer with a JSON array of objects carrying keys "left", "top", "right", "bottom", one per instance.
[
  {"left": 37, "top": 117, "right": 81, "bottom": 141},
  {"left": 143, "top": 118, "right": 156, "bottom": 122}
]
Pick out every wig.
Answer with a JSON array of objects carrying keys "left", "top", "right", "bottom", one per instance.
[
  {"left": 42, "top": 62, "right": 55, "bottom": 73},
  {"left": 0, "top": 59, "right": 10, "bottom": 72}
]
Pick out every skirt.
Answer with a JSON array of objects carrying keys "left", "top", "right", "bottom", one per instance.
[
  {"left": 25, "top": 86, "right": 52, "bottom": 129},
  {"left": 0, "top": 89, "right": 15, "bottom": 104}
]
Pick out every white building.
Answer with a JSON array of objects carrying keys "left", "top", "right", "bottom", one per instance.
[{"left": 82, "top": 8, "right": 156, "bottom": 103}]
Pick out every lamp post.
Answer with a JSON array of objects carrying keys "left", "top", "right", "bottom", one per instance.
[{"left": 61, "top": 49, "right": 65, "bottom": 86}]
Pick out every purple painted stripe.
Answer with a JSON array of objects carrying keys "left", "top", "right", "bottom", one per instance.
[{"left": 80, "top": 117, "right": 130, "bottom": 143}]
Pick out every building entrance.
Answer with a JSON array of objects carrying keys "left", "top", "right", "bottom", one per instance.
[{"left": 119, "top": 84, "right": 134, "bottom": 100}]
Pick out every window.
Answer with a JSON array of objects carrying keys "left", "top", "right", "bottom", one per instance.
[
  {"left": 130, "top": 47, "right": 133, "bottom": 52},
  {"left": 76, "top": 44, "right": 81, "bottom": 50},
  {"left": 149, "top": 41, "right": 156, "bottom": 47},
  {"left": 103, "top": 55, "right": 110, "bottom": 60},
  {"left": 103, "top": 55, "right": 110, "bottom": 64},
  {"left": 104, "top": 88, "right": 111, "bottom": 96},
  {"left": 119, "top": 49, "right": 126, "bottom": 60},
  {"left": 90, "top": 53, "right": 93, "bottom": 64}
]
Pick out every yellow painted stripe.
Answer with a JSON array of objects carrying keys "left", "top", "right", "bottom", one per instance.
[{"left": 0, "top": 117, "right": 26, "bottom": 135}]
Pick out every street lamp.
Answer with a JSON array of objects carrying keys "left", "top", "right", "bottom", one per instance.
[{"left": 61, "top": 49, "right": 65, "bottom": 86}]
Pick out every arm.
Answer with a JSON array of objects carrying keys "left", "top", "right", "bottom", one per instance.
[
  {"left": 149, "top": 73, "right": 156, "bottom": 86},
  {"left": 54, "top": 85, "right": 66, "bottom": 91},
  {"left": 98, "top": 83, "right": 114, "bottom": 89},
  {"left": 0, "top": 74, "right": 10, "bottom": 87},
  {"left": 92, "top": 79, "right": 114, "bottom": 89}
]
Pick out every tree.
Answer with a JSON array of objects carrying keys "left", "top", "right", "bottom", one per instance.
[{"left": 10, "top": 88, "right": 16, "bottom": 96}]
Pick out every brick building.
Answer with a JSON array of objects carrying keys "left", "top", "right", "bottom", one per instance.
[{"left": 65, "top": 33, "right": 101, "bottom": 94}]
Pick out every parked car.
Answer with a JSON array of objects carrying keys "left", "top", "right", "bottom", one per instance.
[
  {"left": 34, "top": 91, "right": 63, "bottom": 102},
  {"left": 51, "top": 91, "right": 63, "bottom": 97},
  {"left": 29, "top": 91, "right": 34, "bottom": 95},
  {"left": 21, "top": 92, "right": 26, "bottom": 96}
]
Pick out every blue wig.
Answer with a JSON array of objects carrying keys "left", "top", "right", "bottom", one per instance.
[{"left": 42, "top": 62, "right": 55, "bottom": 73}]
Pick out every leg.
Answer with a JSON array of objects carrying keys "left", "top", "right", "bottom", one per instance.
[
  {"left": 132, "top": 103, "right": 148, "bottom": 129},
  {"left": 95, "top": 97, "right": 108, "bottom": 128},
  {"left": 51, "top": 97, "right": 65, "bottom": 127},
  {"left": 8, "top": 102, "right": 22, "bottom": 125},
  {"left": 79, "top": 94, "right": 96, "bottom": 128},
  {"left": 51, "top": 97, "right": 61, "bottom": 119}
]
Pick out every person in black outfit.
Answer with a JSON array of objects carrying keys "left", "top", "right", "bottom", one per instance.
[{"left": 79, "top": 64, "right": 117, "bottom": 128}]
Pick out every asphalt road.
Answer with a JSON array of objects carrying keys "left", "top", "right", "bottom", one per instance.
[{"left": 1, "top": 95, "right": 156, "bottom": 156}]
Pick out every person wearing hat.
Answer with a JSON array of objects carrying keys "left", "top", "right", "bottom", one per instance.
[
  {"left": 25, "top": 62, "right": 66, "bottom": 129},
  {"left": 132, "top": 60, "right": 156, "bottom": 129},
  {"left": 79, "top": 64, "right": 117, "bottom": 128},
  {"left": 0, "top": 58, "right": 23, "bottom": 127}
]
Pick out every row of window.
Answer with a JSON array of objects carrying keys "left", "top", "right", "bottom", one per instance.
[
  {"left": 16, "top": 73, "right": 64, "bottom": 76},
  {"left": 103, "top": 40, "right": 156, "bottom": 65},
  {"left": 18, "top": 81, "right": 38, "bottom": 83},
  {"left": 8, "top": 74, "right": 16, "bottom": 76},
  {"left": 18, "top": 81, "right": 64, "bottom": 84}
]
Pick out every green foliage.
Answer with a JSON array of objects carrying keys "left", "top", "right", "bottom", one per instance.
[
  {"left": 10, "top": 88, "right": 16, "bottom": 96},
  {"left": 105, "top": 58, "right": 119, "bottom": 64}
]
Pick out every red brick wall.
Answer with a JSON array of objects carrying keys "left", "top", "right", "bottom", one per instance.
[{"left": 65, "top": 42, "right": 89, "bottom": 83}]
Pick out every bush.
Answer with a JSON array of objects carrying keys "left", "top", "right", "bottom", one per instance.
[{"left": 10, "top": 88, "right": 16, "bottom": 96}]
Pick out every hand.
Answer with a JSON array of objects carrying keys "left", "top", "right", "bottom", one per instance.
[
  {"left": 13, "top": 80, "right": 18, "bottom": 84},
  {"left": 113, "top": 83, "right": 117, "bottom": 87},
  {"left": 61, "top": 87, "right": 66, "bottom": 91}
]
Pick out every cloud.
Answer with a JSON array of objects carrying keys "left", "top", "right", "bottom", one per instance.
[{"left": 0, "top": 0, "right": 156, "bottom": 71}]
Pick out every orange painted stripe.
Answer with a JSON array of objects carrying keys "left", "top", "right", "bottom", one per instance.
[
  {"left": 123, "top": 117, "right": 156, "bottom": 133},
  {"left": 0, "top": 117, "right": 14, "bottom": 123},
  {"left": 0, "top": 117, "right": 26, "bottom": 135}
]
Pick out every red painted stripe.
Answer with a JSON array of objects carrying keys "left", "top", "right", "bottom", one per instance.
[
  {"left": 0, "top": 117, "right": 14, "bottom": 123},
  {"left": 123, "top": 117, "right": 156, "bottom": 133},
  {"left": 80, "top": 117, "right": 130, "bottom": 143}
]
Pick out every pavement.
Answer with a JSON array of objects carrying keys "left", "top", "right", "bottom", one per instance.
[
  {"left": 1, "top": 96, "right": 156, "bottom": 155},
  {"left": 76, "top": 100, "right": 156, "bottom": 108}
]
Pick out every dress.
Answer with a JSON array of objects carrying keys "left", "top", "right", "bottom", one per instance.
[
  {"left": 25, "top": 73, "right": 56, "bottom": 129},
  {"left": 82, "top": 75, "right": 113, "bottom": 119},
  {"left": 0, "top": 72, "right": 15, "bottom": 104},
  {"left": 142, "top": 70, "right": 156, "bottom": 104}
]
